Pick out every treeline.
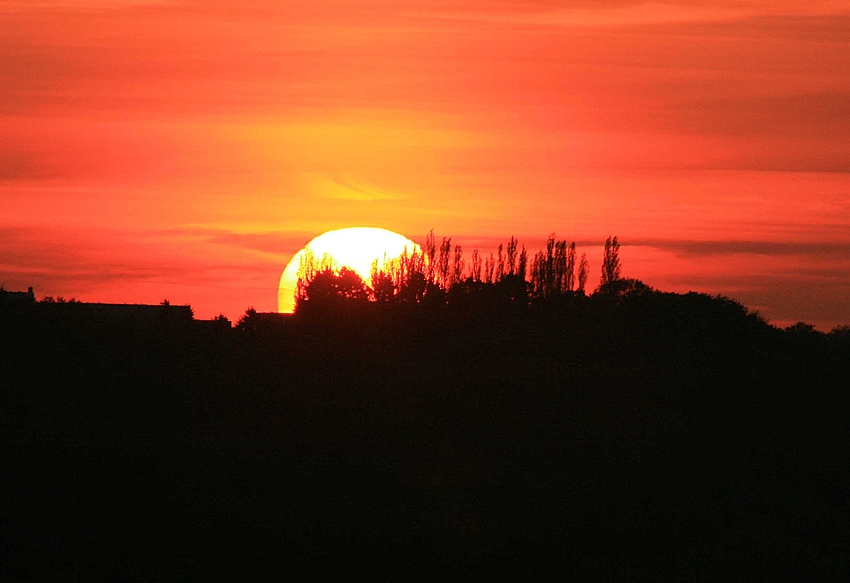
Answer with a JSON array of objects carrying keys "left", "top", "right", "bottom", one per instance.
[
  {"left": 294, "top": 232, "right": 625, "bottom": 311},
  {"left": 282, "top": 231, "right": 850, "bottom": 339}
]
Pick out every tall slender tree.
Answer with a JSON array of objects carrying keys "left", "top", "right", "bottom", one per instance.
[
  {"left": 471, "top": 249, "right": 482, "bottom": 282},
  {"left": 507, "top": 236, "right": 518, "bottom": 276},
  {"left": 554, "top": 239, "right": 567, "bottom": 293},
  {"left": 518, "top": 246, "right": 528, "bottom": 282},
  {"left": 601, "top": 236, "right": 621, "bottom": 289},
  {"left": 424, "top": 229, "right": 437, "bottom": 284},
  {"left": 451, "top": 244, "right": 465, "bottom": 287},
  {"left": 578, "top": 253, "right": 589, "bottom": 294},
  {"left": 497, "top": 243, "right": 505, "bottom": 281},
  {"left": 485, "top": 253, "right": 496, "bottom": 284},
  {"left": 437, "top": 237, "right": 452, "bottom": 289},
  {"left": 566, "top": 242, "right": 576, "bottom": 292}
]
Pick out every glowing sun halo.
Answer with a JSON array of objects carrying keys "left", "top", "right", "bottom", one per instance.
[{"left": 278, "top": 227, "right": 421, "bottom": 313}]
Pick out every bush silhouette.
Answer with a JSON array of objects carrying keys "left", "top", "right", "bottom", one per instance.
[{"left": 296, "top": 266, "right": 369, "bottom": 311}]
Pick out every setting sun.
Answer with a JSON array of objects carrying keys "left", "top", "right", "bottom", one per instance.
[{"left": 278, "top": 227, "right": 420, "bottom": 313}]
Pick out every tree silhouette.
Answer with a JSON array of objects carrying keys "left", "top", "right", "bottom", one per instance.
[
  {"left": 530, "top": 235, "right": 554, "bottom": 297},
  {"left": 470, "top": 249, "right": 482, "bottom": 283},
  {"left": 437, "top": 237, "right": 452, "bottom": 289},
  {"left": 506, "top": 236, "right": 518, "bottom": 276},
  {"left": 577, "top": 253, "right": 589, "bottom": 295},
  {"left": 295, "top": 250, "right": 337, "bottom": 306},
  {"left": 287, "top": 230, "right": 620, "bottom": 312},
  {"left": 517, "top": 245, "right": 528, "bottom": 282},
  {"left": 397, "top": 251, "right": 427, "bottom": 303},
  {"left": 367, "top": 245, "right": 430, "bottom": 304},
  {"left": 530, "top": 234, "right": 578, "bottom": 299},
  {"left": 600, "top": 235, "right": 621, "bottom": 291},
  {"left": 423, "top": 229, "right": 437, "bottom": 284},
  {"left": 370, "top": 260, "right": 396, "bottom": 303},
  {"left": 497, "top": 243, "right": 505, "bottom": 281},
  {"left": 484, "top": 252, "right": 495, "bottom": 284},
  {"left": 830, "top": 325, "right": 850, "bottom": 339},
  {"left": 296, "top": 267, "right": 369, "bottom": 311},
  {"left": 235, "top": 307, "right": 259, "bottom": 333},
  {"left": 451, "top": 244, "right": 464, "bottom": 288},
  {"left": 599, "top": 277, "right": 654, "bottom": 299},
  {"left": 785, "top": 321, "right": 818, "bottom": 335}
]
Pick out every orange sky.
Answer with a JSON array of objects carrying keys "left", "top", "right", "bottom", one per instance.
[{"left": 2, "top": 1, "right": 849, "bottom": 329}]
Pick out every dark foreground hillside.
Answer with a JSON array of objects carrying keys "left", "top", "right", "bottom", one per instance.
[{"left": 2, "top": 294, "right": 849, "bottom": 580}]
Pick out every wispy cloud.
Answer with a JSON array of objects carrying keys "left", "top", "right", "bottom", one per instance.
[
  {"left": 414, "top": 1, "right": 850, "bottom": 27},
  {"left": 317, "top": 177, "right": 399, "bottom": 202},
  {"left": 205, "top": 230, "right": 312, "bottom": 256},
  {"left": 629, "top": 239, "right": 850, "bottom": 258}
]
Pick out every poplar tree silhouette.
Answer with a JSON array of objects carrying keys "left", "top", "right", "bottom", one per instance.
[
  {"left": 470, "top": 249, "right": 482, "bottom": 282},
  {"left": 437, "top": 237, "right": 452, "bottom": 289},
  {"left": 451, "top": 244, "right": 464, "bottom": 288},
  {"left": 423, "top": 229, "right": 437, "bottom": 284},
  {"left": 600, "top": 235, "right": 621, "bottom": 292},
  {"left": 530, "top": 234, "right": 578, "bottom": 298},
  {"left": 577, "top": 253, "right": 589, "bottom": 294},
  {"left": 484, "top": 252, "right": 495, "bottom": 284}
]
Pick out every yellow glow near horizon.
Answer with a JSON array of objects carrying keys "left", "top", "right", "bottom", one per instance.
[{"left": 278, "top": 227, "right": 421, "bottom": 313}]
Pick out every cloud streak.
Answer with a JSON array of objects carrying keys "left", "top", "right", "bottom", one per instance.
[{"left": 628, "top": 239, "right": 850, "bottom": 258}]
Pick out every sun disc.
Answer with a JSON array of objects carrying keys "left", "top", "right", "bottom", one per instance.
[{"left": 278, "top": 227, "right": 420, "bottom": 313}]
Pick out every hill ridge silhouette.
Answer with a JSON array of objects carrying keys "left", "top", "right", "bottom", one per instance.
[{"left": 2, "top": 236, "right": 849, "bottom": 578}]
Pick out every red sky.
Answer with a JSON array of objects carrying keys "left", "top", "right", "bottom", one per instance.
[{"left": 2, "top": 0, "right": 849, "bottom": 329}]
